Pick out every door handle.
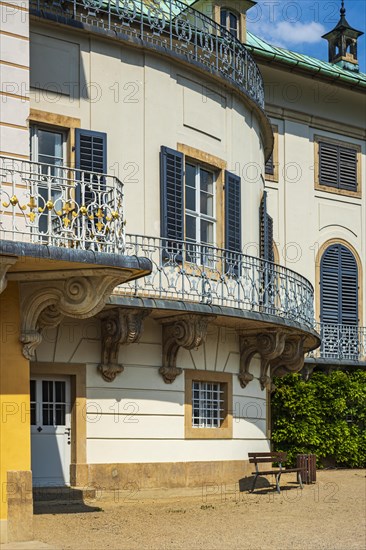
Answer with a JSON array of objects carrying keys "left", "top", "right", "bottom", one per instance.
[{"left": 64, "top": 427, "right": 71, "bottom": 444}]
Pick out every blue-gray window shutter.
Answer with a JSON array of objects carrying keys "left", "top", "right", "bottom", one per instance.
[
  {"left": 75, "top": 129, "right": 107, "bottom": 174},
  {"left": 225, "top": 171, "right": 241, "bottom": 252},
  {"left": 225, "top": 171, "right": 241, "bottom": 275},
  {"left": 160, "top": 146, "right": 184, "bottom": 259},
  {"left": 319, "top": 142, "right": 357, "bottom": 191},
  {"left": 320, "top": 244, "right": 358, "bottom": 325},
  {"left": 75, "top": 129, "right": 107, "bottom": 205},
  {"left": 265, "top": 153, "right": 274, "bottom": 176},
  {"left": 260, "top": 192, "right": 274, "bottom": 262}
]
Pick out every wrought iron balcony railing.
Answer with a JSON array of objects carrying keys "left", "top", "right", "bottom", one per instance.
[
  {"left": 0, "top": 156, "right": 125, "bottom": 253},
  {"left": 116, "top": 234, "right": 315, "bottom": 330},
  {"left": 29, "top": 0, "right": 265, "bottom": 109},
  {"left": 308, "top": 323, "right": 366, "bottom": 362}
]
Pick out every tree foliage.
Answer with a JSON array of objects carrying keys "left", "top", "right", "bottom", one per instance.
[{"left": 271, "top": 370, "right": 366, "bottom": 468}]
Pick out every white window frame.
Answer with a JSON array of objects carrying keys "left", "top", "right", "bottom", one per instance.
[
  {"left": 192, "top": 380, "right": 224, "bottom": 428},
  {"left": 185, "top": 162, "right": 216, "bottom": 246},
  {"left": 30, "top": 124, "right": 67, "bottom": 166}
]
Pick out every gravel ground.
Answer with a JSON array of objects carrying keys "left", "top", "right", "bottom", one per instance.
[{"left": 33, "top": 470, "right": 366, "bottom": 550}]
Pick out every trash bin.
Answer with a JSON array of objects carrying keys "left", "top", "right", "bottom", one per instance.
[{"left": 297, "top": 454, "right": 316, "bottom": 484}]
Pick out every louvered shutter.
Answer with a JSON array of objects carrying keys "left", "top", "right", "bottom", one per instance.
[
  {"left": 340, "top": 245, "right": 358, "bottom": 325},
  {"left": 224, "top": 171, "right": 241, "bottom": 276},
  {"left": 260, "top": 192, "right": 274, "bottom": 262},
  {"left": 319, "top": 142, "right": 338, "bottom": 187},
  {"left": 339, "top": 147, "right": 357, "bottom": 191},
  {"left": 265, "top": 153, "right": 274, "bottom": 176},
  {"left": 75, "top": 129, "right": 107, "bottom": 174},
  {"left": 160, "top": 146, "right": 184, "bottom": 260},
  {"left": 75, "top": 129, "right": 107, "bottom": 207},
  {"left": 320, "top": 244, "right": 358, "bottom": 325},
  {"left": 319, "top": 141, "right": 357, "bottom": 191}
]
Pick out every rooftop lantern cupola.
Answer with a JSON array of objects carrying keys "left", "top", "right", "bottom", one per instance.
[{"left": 322, "top": 1, "right": 364, "bottom": 72}]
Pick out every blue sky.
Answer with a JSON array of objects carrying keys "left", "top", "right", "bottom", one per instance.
[{"left": 246, "top": 0, "right": 366, "bottom": 72}]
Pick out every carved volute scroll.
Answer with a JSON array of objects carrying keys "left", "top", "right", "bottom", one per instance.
[
  {"left": 271, "top": 335, "right": 306, "bottom": 379},
  {"left": 238, "top": 330, "right": 287, "bottom": 390},
  {"left": 98, "top": 308, "right": 149, "bottom": 382},
  {"left": 0, "top": 256, "right": 17, "bottom": 294},
  {"left": 160, "top": 314, "right": 215, "bottom": 384},
  {"left": 238, "top": 329, "right": 307, "bottom": 391},
  {"left": 20, "top": 275, "right": 131, "bottom": 360}
]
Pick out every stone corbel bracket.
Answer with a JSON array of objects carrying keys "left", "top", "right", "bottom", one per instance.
[
  {"left": 270, "top": 335, "right": 306, "bottom": 380},
  {"left": 238, "top": 329, "right": 288, "bottom": 391},
  {"left": 0, "top": 256, "right": 17, "bottom": 294},
  {"left": 20, "top": 275, "right": 131, "bottom": 360},
  {"left": 159, "top": 314, "right": 215, "bottom": 384},
  {"left": 98, "top": 308, "right": 149, "bottom": 382}
]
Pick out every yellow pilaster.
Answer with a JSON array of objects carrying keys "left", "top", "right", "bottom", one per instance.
[{"left": 0, "top": 282, "right": 31, "bottom": 537}]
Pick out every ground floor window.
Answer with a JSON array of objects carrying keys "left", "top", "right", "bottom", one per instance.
[
  {"left": 192, "top": 381, "right": 224, "bottom": 428},
  {"left": 185, "top": 369, "right": 232, "bottom": 439}
]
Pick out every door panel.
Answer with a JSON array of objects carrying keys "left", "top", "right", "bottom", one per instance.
[{"left": 31, "top": 376, "right": 71, "bottom": 487}]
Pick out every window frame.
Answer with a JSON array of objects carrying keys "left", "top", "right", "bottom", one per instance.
[
  {"left": 220, "top": 7, "right": 239, "bottom": 38},
  {"left": 177, "top": 144, "right": 226, "bottom": 252},
  {"left": 185, "top": 369, "right": 233, "bottom": 439},
  {"left": 30, "top": 124, "right": 67, "bottom": 167},
  {"left": 314, "top": 135, "right": 361, "bottom": 198},
  {"left": 185, "top": 162, "right": 217, "bottom": 249}
]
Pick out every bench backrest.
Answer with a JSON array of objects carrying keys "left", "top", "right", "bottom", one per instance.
[{"left": 248, "top": 451, "right": 287, "bottom": 464}]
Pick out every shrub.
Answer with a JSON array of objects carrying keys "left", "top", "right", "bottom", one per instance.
[{"left": 271, "top": 370, "right": 366, "bottom": 468}]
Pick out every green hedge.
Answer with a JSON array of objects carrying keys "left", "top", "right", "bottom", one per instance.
[{"left": 271, "top": 370, "right": 366, "bottom": 468}]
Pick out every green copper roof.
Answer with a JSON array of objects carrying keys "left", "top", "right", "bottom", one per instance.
[{"left": 246, "top": 31, "right": 366, "bottom": 89}]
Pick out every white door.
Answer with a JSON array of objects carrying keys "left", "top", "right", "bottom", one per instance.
[{"left": 31, "top": 376, "right": 71, "bottom": 487}]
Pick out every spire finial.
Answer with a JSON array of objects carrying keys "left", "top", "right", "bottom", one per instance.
[{"left": 340, "top": 0, "right": 346, "bottom": 16}]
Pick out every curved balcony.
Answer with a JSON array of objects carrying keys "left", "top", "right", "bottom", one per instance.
[
  {"left": 307, "top": 323, "right": 366, "bottom": 364},
  {"left": 117, "top": 234, "right": 316, "bottom": 332},
  {"left": 0, "top": 156, "right": 125, "bottom": 253},
  {"left": 30, "top": 0, "right": 265, "bottom": 110}
]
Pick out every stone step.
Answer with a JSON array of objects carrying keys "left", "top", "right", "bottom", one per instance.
[{"left": 32, "top": 486, "right": 96, "bottom": 503}]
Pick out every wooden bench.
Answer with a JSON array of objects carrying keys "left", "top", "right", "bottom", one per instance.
[{"left": 249, "top": 452, "right": 303, "bottom": 494}]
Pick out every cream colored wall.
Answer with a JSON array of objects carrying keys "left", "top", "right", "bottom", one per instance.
[
  {"left": 261, "top": 63, "right": 366, "bottom": 326},
  {"left": 29, "top": 23, "right": 266, "bottom": 250},
  {"left": 0, "top": 0, "right": 30, "bottom": 157},
  {"left": 34, "top": 317, "right": 269, "bottom": 464}
]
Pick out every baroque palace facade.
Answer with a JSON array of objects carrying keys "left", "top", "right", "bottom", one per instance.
[{"left": 0, "top": 0, "right": 364, "bottom": 542}]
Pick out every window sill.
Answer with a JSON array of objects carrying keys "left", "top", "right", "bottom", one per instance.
[
  {"left": 185, "top": 426, "right": 232, "bottom": 440},
  {"left": 314, "top": 182, "right": 361, "bottom": 200}
]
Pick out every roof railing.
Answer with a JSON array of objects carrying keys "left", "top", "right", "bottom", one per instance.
[{"left": 29, "top": 0, "right": 265, "bottom": 109}]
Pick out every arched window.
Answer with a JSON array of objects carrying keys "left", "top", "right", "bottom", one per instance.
[
  {"left": 320, "top": 244, "right": 358, "bottom": 326},
  {"left": 220, "top": 8, "right": 239, "bottom": 38}
]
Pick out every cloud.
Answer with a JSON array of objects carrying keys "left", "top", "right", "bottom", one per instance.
[
  {"left": 273, "top": 21, "right": 326, "bottom": 44},
  {"left": 248, "top": 20, "right": 326, "bottom": 49}
]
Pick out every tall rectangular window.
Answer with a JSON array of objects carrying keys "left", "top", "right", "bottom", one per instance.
[
  {"left": 185, "top": 163, "right": 216, "bottom": 265},
  {"left": 30, "top": 125, "right": 67, "bottom": 234}
]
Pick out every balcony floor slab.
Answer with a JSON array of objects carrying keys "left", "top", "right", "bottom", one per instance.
[
  {"left": 0, "top": 240, "right": 152, "bottom": 283},
  {"left": 108, "top": 294, "right": 320, "bottom": 353}
]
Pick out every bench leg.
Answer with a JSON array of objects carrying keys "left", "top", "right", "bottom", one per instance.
[
  {"left": 297, "top": 471, "right": 303, "bottom": 490},
  {"left": 251, "top": 474, "right": 259, "bottom": 493},
  {"left": 275, "top": 472, "right": 281, "bottom": 494}
]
